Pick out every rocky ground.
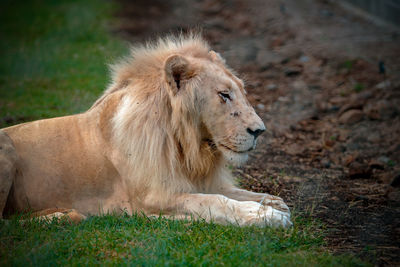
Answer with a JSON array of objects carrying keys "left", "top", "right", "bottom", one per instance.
[{"left": 114, "top": 0, "right": 400, "bottom": 265}]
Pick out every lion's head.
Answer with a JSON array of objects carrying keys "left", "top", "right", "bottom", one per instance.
[
  {"left": 162, "top": 43, "right": 265, "bottom": 166},
  {"left": 102, "top": 34, "right": 266, "bottom": 190}
]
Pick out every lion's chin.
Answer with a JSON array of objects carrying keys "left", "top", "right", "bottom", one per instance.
[{"left": 218, "top": 146, "right": 249, "bottom": 166}]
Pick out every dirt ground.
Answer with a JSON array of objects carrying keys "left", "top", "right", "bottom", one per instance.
[{"left": 114, "top": 0, "right": 400, "bottom": 265}]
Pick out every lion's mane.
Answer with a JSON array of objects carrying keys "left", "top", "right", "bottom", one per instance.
[{"left": 92, "top": 34, "right": 231, "bottom": 207}]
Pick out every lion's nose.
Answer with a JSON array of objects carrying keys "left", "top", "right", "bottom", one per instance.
[{"left": 246, "top": 127, "right": 265, "bottom": 139}]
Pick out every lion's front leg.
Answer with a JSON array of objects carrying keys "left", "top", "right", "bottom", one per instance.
[
  {"left": 171, "top": 193, "right": 292, "bottom": 228},
  {"left": 219, "top": 187, "right": 291, "bottom": 214}
]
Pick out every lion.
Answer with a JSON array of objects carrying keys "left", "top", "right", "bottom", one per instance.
[{"left": 0, "top": 34, "right": 291, "bottom": 227}]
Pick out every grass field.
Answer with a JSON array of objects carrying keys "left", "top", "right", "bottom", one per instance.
[
  {"left": 1, "top": 214, "right": 366, "bottom": 266},
  {"left": 0, "top": 0, "right": 126, "bottom": 127},
  {"left": 0, "top": 0, "right": 368, "bottom": 266}
]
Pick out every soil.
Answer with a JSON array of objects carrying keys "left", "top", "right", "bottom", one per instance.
[{"left": 114, "top": 0, "right": 400, "bottom": 265}]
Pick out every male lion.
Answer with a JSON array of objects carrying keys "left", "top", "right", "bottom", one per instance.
[{"left": 0, "top": 35, "right": 291, "bottom": 227}]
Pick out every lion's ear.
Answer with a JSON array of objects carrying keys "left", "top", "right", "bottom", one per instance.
[
  {"left": 164, "top": 54, "right": 193, "bottom": 96},
  {"left": 209, "top": 50, "right": 226, "bottom": 65}
]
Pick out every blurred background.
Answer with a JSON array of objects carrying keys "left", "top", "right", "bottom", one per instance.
[{"left": 1, "top": 0, "right": 399, "bottom": 265}]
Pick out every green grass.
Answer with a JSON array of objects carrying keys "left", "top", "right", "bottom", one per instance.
[
  {"left": 0, "top": 214, "right": 367, "bottom": 266},
  {"left": 0, "top": 0, "right": 126, "bottom": 127},
  {"left": 0, "top": 0, "right": 369, "bottom": 265}
]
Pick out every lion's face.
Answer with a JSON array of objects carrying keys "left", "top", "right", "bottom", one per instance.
[
  {"left": 199, "top": 55, "right": 265, "bottom": 165},
  {"left": 164, "top": 51, "right": 265, "bottom": 165}
]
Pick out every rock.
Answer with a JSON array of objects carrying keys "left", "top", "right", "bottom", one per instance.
[
  {"left": 348, "top": 162, "right": 371, "bottom": 179},
  {"left": 338, "top": 109, "right": 364, "bottom": 124},
  {"left": 267, "top": 84, "right": 277, "bottom": 91}
]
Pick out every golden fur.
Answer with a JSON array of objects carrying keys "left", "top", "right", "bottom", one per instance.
[
  {"left": 107, "top": 35, "right": 223, "bottom": 202},
  {"left": 0, "top": 34, "right": 291, "bottom": 227}
]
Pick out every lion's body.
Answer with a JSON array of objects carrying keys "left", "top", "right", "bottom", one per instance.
[
  {"left": 1, "top": 35, "right": 291, "bottom": 227},
  {"left": 3, "top": 112, "right": 130, "bottom": 215}
]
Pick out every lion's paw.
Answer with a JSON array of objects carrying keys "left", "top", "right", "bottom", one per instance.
[
  {"left": 260, "top": 205, "right": 292, "bottom": 228},
  {"left": 260, "top": 196, "right": 291, "bottom": 214},
  {"left": 238, "top": 201, "right": 292, "bottom": 228}
]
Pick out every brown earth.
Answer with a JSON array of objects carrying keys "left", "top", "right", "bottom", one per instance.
[{"left": 114, "top": 0, "right": 400, "bottom": 265}]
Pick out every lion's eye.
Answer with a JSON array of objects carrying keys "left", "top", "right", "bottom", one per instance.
[{"left": 218, "top": 92, "right": 231, "bottom": 102}]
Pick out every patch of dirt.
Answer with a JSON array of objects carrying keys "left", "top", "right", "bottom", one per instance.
[{"left": 114, "top": 0, "right": 400, "bottom": 265}]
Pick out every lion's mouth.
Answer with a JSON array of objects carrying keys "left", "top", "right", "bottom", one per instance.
[
  {"left": 219, "top": 143, "right": 252, "bottom": 154},
  {"left": 205, "top": 139, "right": 253, "bottom": 154}
]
